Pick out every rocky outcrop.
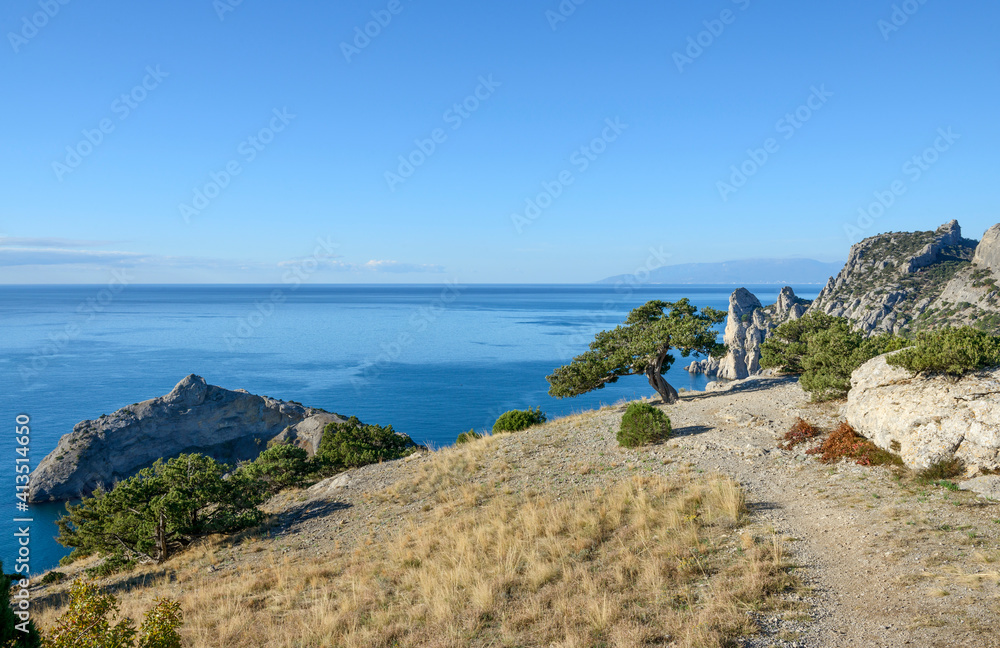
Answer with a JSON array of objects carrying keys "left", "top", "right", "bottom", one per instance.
[
  {"left": 716, "top": 287, "right": 808, "bottom": 380},
  {"left": 810, "top": 220, "right": 997, "bottom": 335},
  {"left": 28, "top": 375, "right": 344, "bottom": 503},
  {"left": 845, "top": 354, "right": 1000, "bottom": 473},
  {"left": 972, "top": 224, "right": 1000, "bottom": 278},
  {"left": 685, "top": 357, "right": 720, "bottom": 376}
]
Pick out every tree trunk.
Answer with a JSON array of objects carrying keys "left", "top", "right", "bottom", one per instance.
[
  {"left": 156, "top": 509, "right": 168, "bottom": 563},
  {"left": 645, "top": 349, "right": 679, "bottom": 404}
]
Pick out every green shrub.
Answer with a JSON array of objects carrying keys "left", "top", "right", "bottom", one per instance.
[
  {"left": 85, "top": 554, "right": 137, "bottom": 579},
  {"left": 316, "top": 416, "right": 417, "bottom": 471},
  {"left": 57, "top": 454, "right": 265, "bottom": 567},
  {"left": 40, "top": 571, "right": 66, "bottom": 586},
  {"left": 762, "top": 315, "right": 910, "bottom": 401},
  {"left": 617, "top": 402, "right": 671, "bottom": 448},
  {"left": 455, "top": 429, "right": 483, "bottom": 444},
  {"left": 887, "top": 327, "right": 1000, "bottom": 375},
  {"left": 916, "top": 457, "right": 965, "bottom": 484},
  {"left": 240, "top": 443, "right": 310, "bottom": 494},
  {"left": 42, "top": 579, "right": 182, "bottom": 648},
  {"left": 492, "top": 407, "right": 547, "bottom": 433}
]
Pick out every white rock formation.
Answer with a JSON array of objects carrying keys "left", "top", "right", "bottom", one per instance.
[{"left": 845, "top": 354, "right": 1000, "bottom": 472}]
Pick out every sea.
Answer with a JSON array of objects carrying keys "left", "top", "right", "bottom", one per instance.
[{"left": 0, "top": 283, "right": 820, "bottom": 574}]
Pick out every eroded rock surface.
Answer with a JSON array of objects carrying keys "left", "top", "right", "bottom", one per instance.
[
  {"left": 29, "top": 375, "right": 343, "bottom": 502},
  {"left": 845, "top": 354, "right": 1000, "bottom": 472}
]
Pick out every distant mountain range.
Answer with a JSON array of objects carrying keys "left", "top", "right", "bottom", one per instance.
[{"left": 599, "top": 258, "right": 844, "bottom": 285}]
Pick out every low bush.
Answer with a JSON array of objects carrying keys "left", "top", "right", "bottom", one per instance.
[
  {"left": 40, "top": 571, "right": 66, "bottom": 586},
  {"left": 240, "top": 443, "right": 310, "bottom": 494},
  {"left": 806, "top": 423, "right": 902, "bottom": 467},
  {"left": 316, "top": 416, "right": 417, "bottom": 471},
  {"left": 84, "top": 554, "right": 137, "bottom": 580},
  {"left": 887, "top": 327, "right": 1000, "bottom": 376},
  {"left": 455, "top": 429, "right": 483, "bottom": 444},
  {"left": 617, "top": 402, "right": 671, "bottom": 448},
  {"left": 778, "top": 418, "right": 821, "bottom": 451},
  {"left": 762, "top": 315, "right": 910, "bottom": 401},
  {"left": 42, "top": 579, "right": 182, "bottom": 648},
  {"left": 492, "top": 407, "right": 547, "bottom": 433},
  {"left": 916, "top": 457, "right": 965, "bottom": 484}
]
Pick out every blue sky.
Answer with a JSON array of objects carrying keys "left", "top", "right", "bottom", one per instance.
[{"left": 1, "top": 0, "right": 998, "bottom": 283}]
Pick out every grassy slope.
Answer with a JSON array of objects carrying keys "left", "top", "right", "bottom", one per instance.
[{"left": 34, "top": 411, "right": 795, "bottom": 648}]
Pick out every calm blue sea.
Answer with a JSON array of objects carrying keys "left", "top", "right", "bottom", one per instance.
[{"left": 0, "top": 283, "right": 820, "bottom": 573}]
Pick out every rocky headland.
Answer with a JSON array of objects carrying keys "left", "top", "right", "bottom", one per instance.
[
  {"left": 690, "top": 220, "right": 1000, "bottom": 379},
  {"left": 28, "top": 375, "right": 342, "bottom": 503}
]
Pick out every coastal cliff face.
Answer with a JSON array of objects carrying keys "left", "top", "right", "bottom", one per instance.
[
  {"left": 715, "top": 286, "right": 808, "bottom": 380},
  {"left": 810, "top": 220, "right": 1000, "bottom": 335},
  {"left": 690, "top": 220, "right": 1000, "bottom": 379},
  {"left": 28, "top": 375, "right": 343, "bottom": 503}
]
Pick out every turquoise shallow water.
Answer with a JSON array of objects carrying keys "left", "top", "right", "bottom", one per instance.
[{"left": 0, "top": 283, "right": 819, "bottom": 573}]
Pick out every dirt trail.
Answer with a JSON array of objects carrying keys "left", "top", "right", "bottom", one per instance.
[{"left": 661, "top": 378, "right": 1000, "bottom": 648}]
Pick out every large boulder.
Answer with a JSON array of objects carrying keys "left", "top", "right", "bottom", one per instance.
[
  {"left": 845, "top": 354, "right": 1000, "bottom": 473},
  {"left": 28, "top": 375, "right": 343, "bottom": 502}
]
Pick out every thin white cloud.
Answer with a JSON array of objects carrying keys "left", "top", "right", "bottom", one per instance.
[
  {"left": 0, "top": 248, "right": 148, "bottom": 267},
  {"left": 362, "top": 260, "right": 445, "bottom": 273},
  {"left": 0, "top": 237, "right": 117, "bottom": 248}
]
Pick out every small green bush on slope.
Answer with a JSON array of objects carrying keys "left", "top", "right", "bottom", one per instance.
[
  {"left": 239, "top": 443, "right": 310, "bottom": 494},
  {"left": 617, "top": 402, "right": 671, "bottom": 448},
  {"left": 886, "top": 326, "right": 1000, "bottom": 375},
  {"left": 41, "top": 579, "right": 182, "bottom": 648},
  {"left": 492, "top": 407, "right": 547, "bottom": 433},
  {"left": 316, "top": 416, "right": 417, "bottom": 470},
  {"left": 455, "top": 429, "right": 483, "bottom": 444}
]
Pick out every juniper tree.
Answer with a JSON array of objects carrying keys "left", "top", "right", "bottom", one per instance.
[{"left": 546, "top": 299, "right": 725, "bottom": 404}]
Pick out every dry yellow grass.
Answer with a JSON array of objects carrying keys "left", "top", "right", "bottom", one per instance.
[{"left": 35, "top": 436, "right": 792, "bottom": 648}]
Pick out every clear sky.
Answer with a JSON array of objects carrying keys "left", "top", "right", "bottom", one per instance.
[{"left": 2, "top": 0, "right": 998, "bottom": 283}]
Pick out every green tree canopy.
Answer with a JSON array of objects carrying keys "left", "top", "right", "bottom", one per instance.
[
  {"left": 761, "top": 314, "right": 910, "bottom": 401},
  {"left": 57, "top": 454, "right": 264, "bottom": 565},
  {"left": 546, "top": 299, "right": 726, "bottom": 404}
]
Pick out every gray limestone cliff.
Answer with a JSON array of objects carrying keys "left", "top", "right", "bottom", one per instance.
[
  {"left": 810, "top": 220, "right": 1000, "bottom": 335},
  {"left": 692, "top": 220, "right": 1000, "bottom": 380},
  {"left": 28, "top": 375, "right": 343, "bottom": 503},
  {"left": 715, "top": 287, "right": 809, "bottom": 380}
]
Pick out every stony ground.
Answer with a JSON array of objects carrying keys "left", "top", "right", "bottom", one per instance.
[
  {"left": 40, "top": 376, "right": 1000, "bottom": 647},
  {"left": 256, "top": 376, "right": 1000, "bottom": 648}
]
